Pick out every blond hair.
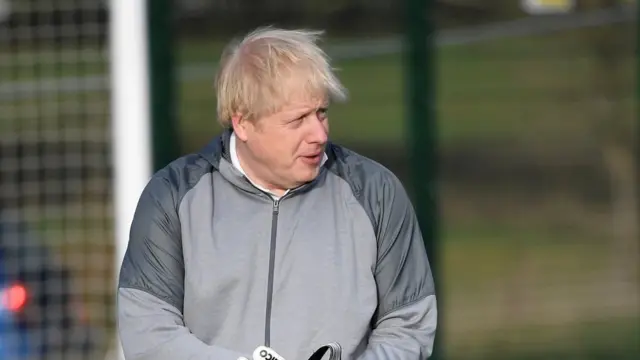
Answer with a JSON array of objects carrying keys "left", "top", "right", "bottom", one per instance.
[{"left": 214, "top": 27, "right": 348, "bottom": 128}]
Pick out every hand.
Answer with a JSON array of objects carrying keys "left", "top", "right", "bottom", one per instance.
[{"left": 238, "top": 345, "right": 286, "bottom": 360}]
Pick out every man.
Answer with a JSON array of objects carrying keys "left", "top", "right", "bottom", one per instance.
[{"left": 117, "top": 27, "right": 437, "bottom": 360}]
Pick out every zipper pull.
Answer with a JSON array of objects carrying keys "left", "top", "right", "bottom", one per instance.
[{"left": 273, "top": 200, "right": 280, "bottom": 213}]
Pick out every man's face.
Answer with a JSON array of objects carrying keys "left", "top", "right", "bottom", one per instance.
[{"left": 237, "top": 95, "right": 329, "bottom": 191}]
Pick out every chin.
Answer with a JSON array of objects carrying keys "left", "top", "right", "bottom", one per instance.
[{"left": 295, "top": 167, "right": 321, "bottom": 184}]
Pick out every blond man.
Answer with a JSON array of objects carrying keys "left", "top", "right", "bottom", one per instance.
[{"left": 117, "top": 27, "right": 437, "bottom": 360}]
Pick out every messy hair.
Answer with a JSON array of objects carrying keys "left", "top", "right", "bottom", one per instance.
[{"left": 213, "top": 26, "right": 348, "bottom": 128}]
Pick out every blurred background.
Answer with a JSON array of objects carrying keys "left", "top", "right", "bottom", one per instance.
[{"left": 0, "top": 0, "right": 638, "bottom": 359}]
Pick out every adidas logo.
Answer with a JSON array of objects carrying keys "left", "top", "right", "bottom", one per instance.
[{"left": 259, "top": 349, "right": 282, "bottom": 360}]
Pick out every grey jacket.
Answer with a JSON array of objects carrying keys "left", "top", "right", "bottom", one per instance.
[{"left": 117, "top": 130, "right": 437, "bottom": 360}]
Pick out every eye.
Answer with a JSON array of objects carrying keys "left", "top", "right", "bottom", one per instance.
[
  {"left": 316, "top": 107, "right": 328, "bottom": 120},
  {"left": 288, "top": 116, "right": 305, "bottom": 128}
]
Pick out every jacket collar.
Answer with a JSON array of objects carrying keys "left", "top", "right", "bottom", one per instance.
[{"left": 198, "top": 129, "right": 336, "bottom": 199}]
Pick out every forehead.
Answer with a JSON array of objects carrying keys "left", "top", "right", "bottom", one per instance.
[
  {"left": 279, "top": 95, "right": 326, "bottom": 111},
  {"left": 270, "top": 88, "right": 327, "bottom": 119}
]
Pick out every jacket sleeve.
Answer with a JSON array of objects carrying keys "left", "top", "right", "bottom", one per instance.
[
  {"left": 117, "top": 173, "right": 247, "bottom": 360},
  {"left": 357, "top": 172, "right": 438, "bottom": 360}
]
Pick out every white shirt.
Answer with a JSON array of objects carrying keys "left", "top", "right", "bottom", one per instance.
[{"left": 229, "top": 132, "right": 327, "bottom": 200}]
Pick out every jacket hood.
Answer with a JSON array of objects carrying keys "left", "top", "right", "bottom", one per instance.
[{"left": 197, "top": 128, "right": 233, "bottom": 170}]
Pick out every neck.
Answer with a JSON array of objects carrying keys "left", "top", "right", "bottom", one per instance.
[{"left": 234, "top": 141, "right": 288, "bottom": 197}]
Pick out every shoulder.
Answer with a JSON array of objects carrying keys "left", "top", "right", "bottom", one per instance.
[
  {"left": 326, "top": 143, "right": 412, "bottom": 235},
  {"left": 139, "top": 152, "right": 214, "bottom": 211},
  {"left": 326, "top": 142, "right": 406, "bottom": 201}
]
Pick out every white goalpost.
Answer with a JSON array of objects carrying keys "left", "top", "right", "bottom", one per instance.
[{"left": 108, "top": 0, "right": 153, "bottom": 358}]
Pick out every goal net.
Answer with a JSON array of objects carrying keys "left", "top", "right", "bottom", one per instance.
[{"left": 0, "top": 0, "right": 113, "bottom": 358}]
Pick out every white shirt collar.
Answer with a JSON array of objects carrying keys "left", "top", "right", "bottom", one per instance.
[{"left": 229, "top": 132, "right": 327, "bottom": 200}]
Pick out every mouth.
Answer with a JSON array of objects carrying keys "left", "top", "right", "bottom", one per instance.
[{"left": 300, "top": 152, "right": 323, "bottom": 165}]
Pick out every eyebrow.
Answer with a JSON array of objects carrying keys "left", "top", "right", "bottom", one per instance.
[
  {"left": 282, "top": 102, "right": 327, "bottom": 117},
  {"left": 288, "top": 108, "right": 315, "bottom": 121}
]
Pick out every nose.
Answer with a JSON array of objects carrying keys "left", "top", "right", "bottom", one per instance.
[{"left": 307, "top": 114, "right": 328, "bottom": 144}]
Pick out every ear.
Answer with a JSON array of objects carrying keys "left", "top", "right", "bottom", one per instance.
[{"left": 231, "top": 113, "right": 250, "bottom": 142}]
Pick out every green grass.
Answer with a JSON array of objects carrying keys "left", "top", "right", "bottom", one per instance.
[
  {"left": 447, "top": 315, "right": 640, "bottom": 360},
  {"left": 442, "top": 221, "right": 614, "bottom": 292}
]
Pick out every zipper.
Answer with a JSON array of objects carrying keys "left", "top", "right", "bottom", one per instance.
[
  {"left": 264, "top": 198, "right": 280, "bottom": 347},
  {"left": 238, "top": 173, "right": 295, "bottom": 347},
  {"left": 237, "top": 167, "right": 320, "bottom": 346}
]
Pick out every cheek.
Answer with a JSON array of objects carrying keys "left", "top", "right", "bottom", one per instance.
[
  {"left": 256, "top": 135, "right": 298, "bottom": 165},
  {"left": 277, "top": 138, "right": 306, "bottom": 167},
  {"left": 249, "top": 138, "right": 275, "bottom": 164},
  {"left": 285, "top": 139, "right": 303, "bottom": 161}
]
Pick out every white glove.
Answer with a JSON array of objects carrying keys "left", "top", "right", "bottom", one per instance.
[{"left": 238, "top": 345, "right": 286, "bottom": 360}]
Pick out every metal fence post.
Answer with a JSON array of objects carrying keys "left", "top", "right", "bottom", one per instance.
[
  {"left": 147, "top": 0, "right": 180, "bottom": 172},
  {"left": 636, "top": 0, "right": 640, "bottom": 277},
  {"left": 404, "top": 0, "right": 441, "bottom": 358}
]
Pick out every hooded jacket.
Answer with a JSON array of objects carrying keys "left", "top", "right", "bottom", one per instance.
[{"left": 117, "top": 130, "right": 437, "bottom": 360}]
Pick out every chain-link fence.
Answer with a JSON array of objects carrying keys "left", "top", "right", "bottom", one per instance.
[{"left": 0, "top": 0, "right": 111, "bottom": 359}]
